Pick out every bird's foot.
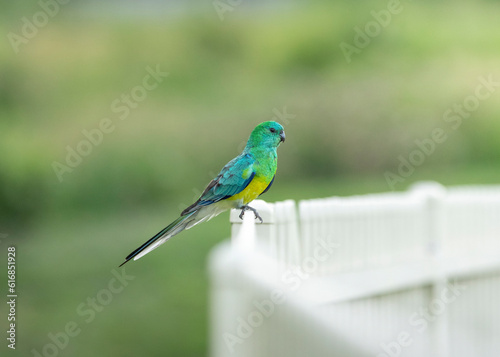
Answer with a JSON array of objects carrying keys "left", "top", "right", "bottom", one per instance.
[{"left": 239, "top": 205, "right": 264, "bottom": 224}]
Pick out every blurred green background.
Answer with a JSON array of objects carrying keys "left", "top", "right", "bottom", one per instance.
[{"left": 1, "top": 0, "right": 499, "bottom": 356}]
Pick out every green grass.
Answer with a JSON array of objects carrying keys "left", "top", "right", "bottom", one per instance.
[{"left": 1, "top": 0, "right": 500, "bottom": 225}]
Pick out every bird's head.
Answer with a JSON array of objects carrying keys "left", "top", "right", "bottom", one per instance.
[{"left": 246, "top": 121, "right": 285, "bottom": 150}]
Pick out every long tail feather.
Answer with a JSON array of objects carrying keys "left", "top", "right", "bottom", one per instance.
[{"left": 119, "top": 212, "right": 195, "bottom": 267}]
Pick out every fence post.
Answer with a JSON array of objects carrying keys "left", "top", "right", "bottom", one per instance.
[
  {"left": 411, "top": 181, "right": 449, "bottom": 357},
  {"left": 230, "top": 199, "right": 275, "bottom": 255}
]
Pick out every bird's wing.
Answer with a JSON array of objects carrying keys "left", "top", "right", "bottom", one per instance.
[
  {"left": 120, "top": 153, "right": 257, "bottom": 266},
  {"left": 181, "top": 153, "right": 255, "bottom": 215}
]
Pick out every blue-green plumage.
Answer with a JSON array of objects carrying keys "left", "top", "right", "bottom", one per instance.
[{"left": 119, "top": 121, "right": 285, "bottom": 266}]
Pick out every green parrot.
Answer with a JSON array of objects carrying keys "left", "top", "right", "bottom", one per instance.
[{"left": 119, "top": 121, "right": 285, "bottom": 266}]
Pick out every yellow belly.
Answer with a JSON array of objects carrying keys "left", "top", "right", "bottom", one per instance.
[{"left": 227, "top": 176, "right": 270, "bottom": 205}]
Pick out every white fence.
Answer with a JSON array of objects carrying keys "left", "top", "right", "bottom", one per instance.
[{"left": 208, "top": 182, "right": 500, "bottom": 357}]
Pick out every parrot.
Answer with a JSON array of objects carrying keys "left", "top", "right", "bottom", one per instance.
[{"left": 119, "top": 121, "right": 285, "bottom": 266}]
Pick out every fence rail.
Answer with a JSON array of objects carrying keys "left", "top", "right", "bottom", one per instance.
[{"left": 209, "top": 182, "right": 500, "bottom": 357}]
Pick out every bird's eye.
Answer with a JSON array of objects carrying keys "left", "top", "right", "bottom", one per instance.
[{"left": 269, "top": 128, "right": 276, "bottom": 133}]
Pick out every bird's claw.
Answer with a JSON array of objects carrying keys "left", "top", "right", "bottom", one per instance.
[{"left": 239, "top": 206, "right": 264, "bottom": 224}]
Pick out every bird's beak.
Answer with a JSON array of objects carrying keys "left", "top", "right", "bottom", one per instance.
[{"left": 280, "top": 132, "right": 286, "bottom": 143}]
